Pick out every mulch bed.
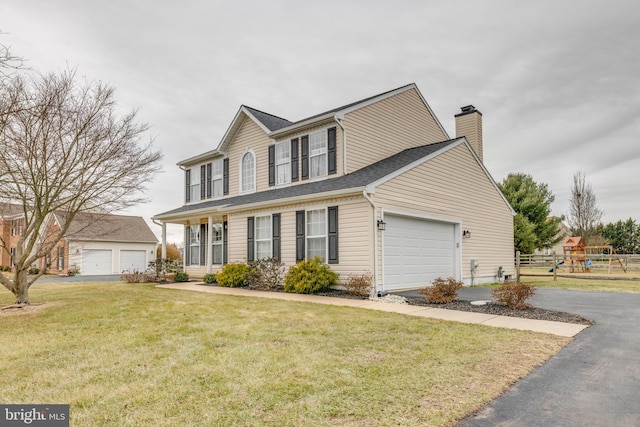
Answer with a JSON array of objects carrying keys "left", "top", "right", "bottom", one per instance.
[{"left": 196, "top": 284, "right": 594, "bottom": 326}]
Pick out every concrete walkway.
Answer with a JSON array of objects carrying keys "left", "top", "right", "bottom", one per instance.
[{"left": 157, "top": 283, "right": 588, "bottom": 337}]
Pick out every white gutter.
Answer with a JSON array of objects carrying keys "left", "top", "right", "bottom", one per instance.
[
  {"left": 362, "top": 190, "right": 380, "bottom": 296},
  {"left": 334, "top": 113, "right": 347, "bottom": 175}
]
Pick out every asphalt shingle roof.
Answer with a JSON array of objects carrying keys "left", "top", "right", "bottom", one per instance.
[
  {"left": 156, "top": 138, "right": 460, "bottom": 218},
  {"left": 243, "top": 106, "right": 292, "bottom": 132},
  {"left": 56, "top": 212, "right": 158, "bottom": 243}
]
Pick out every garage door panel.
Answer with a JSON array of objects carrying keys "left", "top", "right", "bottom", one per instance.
[
  {"left": 383, "top": 215, "right": 456, "bottom": 290},
  {"left": 81, "top": 249, "right": 113, "bottom": 275},
  {"left": 120, "top": 250, "right": 147, "bottom": 273}
]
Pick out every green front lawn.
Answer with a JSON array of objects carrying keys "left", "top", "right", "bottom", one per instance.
[
  {"left": 0, "top": 282, "right": 569, "bottom": 426},
  {"left": 521, "top": 275, "right": 640, "bottom": 293}
]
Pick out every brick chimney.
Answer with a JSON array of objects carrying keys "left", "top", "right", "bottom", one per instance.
[{"left": 455, "top": 105, "right": 483, "bottom": 162}]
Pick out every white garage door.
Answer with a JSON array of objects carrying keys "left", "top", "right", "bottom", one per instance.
[
  {"left": 120, "top": 250, "right": 147, "bottom": 273},
  {"left": 383, "top": 215, "right": 456, "bottom": 290},
  {"left": 81, "top": 249, "right": 113, "bottom": 275}
]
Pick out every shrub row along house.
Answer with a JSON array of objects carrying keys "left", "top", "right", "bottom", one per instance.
[
  {"left": 153, "top": 84, "right": 515, "bottom": 292},
  {"left": 0, "top": 207, "right": 158, "bottom": 275}
]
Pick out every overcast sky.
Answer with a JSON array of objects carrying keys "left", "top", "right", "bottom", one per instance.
[{"left": 2, "top": 0, "right": 639, "bottom": 243}]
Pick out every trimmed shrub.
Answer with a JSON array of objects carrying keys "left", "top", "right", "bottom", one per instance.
[
  {"left": 343, "top": 271, "right": 373, "bottom": 297},
  {"left": 216, "top": 263, "right": 253, "bottom": 288},
  {"left": 121, "top": 269, "right": 144, "bottom": 283},
  {"left": 28, "top": 267, "right": 40, "bottom": 275},
  {"left": 284, "top": 257, "right": 338, "bottom": 294},
  {"left": 174, "top": 271, "right": 189, "bottom": 282},
  {"left": 248, "top": 257, "right": 285, "bottom": 291},
  {"left": 492, "top": 281, "right": 535, "bottom": 309},
  {"left": 203, "top": 273, "right": 217, "bottom": 284},
  {"left": 419, "top": 277, "right": 463, "bottom": 304}
]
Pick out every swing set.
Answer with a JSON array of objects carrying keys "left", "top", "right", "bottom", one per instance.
[{"left": 562, "top": 236, "right": 627, "bottom": 274}]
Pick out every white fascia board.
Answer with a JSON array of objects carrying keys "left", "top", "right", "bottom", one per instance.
[
  {"left": 335, "top": 83, "right": 416, "bottom": 116},
  {"left": 217, "top": 188, "right": 364, "bottom": 213},
  {"left": 241, "top": 107, "right": 275, "bottom": 134},
  {"left": 365, "top": 138, "right": 466, "bottom": 193},
  {"left": 463, "top": 139, "right": 516, "bottom": 216},
  {"left": 177, "top": 149, "right": 224, "bottom": 167},
  {"left": 268, "top": 113, "right": 336, "bottom": 138},
  {"left": 153, "top": 203, "right": 230, "bottom": 223},
  {"left": 412, "top": 85, "right": 450, "bottom": 140}
]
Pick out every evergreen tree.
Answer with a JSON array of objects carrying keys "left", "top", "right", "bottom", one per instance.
[{"left": 499, "top": 173, "right": 563, "bottom": 254}]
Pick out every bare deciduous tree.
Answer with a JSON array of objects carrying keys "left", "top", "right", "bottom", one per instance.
[
  {"left": 0, "top": 69, "right": 162, "bottom": 304},
  {"left": 567, "top": 170, "right": 603, "bottom": 244}
]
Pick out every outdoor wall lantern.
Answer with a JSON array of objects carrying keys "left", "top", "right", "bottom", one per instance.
[
  {"left": 377, "top": 219, "right": 386, "bottom": 231},
  {"left": 462, "top": 230, "right": 471, "bottom": 239}
]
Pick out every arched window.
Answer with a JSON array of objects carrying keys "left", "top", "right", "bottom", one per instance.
[{"left": 241, "top": 151, "right": 255, "bottom": 193}]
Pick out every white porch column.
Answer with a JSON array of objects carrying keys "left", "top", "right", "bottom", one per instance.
[
  {"left": 161, "top": 222, "right": 167, "bottom": 259},
  {"left": 207, "top": 216, "right": 213, "bottom": 274}
]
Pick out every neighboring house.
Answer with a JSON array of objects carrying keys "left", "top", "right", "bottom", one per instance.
[
  {"left": 0, "top": 209, "right": 158, "bottom": 275},
  {"left": 154, "top": 83, "right": 515, "bottom": 291},
  {"left": 534, "top": 219, "right": 569, "bottom": 256}
]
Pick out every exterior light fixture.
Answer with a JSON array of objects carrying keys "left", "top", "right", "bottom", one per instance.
[
  {"left": 462, "top": 230, "right": 471, "bottom": 238},
  {"left": 377, "top": 219, "right": 386, "bottom": 231}
]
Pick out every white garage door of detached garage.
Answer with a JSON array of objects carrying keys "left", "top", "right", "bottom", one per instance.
[
  {"left": 81, "top": 249, "right": 113, "bottom": 275},
  {"left": 383, "top": 215, "right": 458, "bottom": 290},
  {"left": 120, "top": 250, "right": 147, "bottom": 273}
]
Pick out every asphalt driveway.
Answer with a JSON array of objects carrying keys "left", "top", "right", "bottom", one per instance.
[{"left": 399, "top": 287, "right": 640, "bottom": 426}]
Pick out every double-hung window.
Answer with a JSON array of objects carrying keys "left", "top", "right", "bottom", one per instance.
[
  {"left": 189, "top": 167, "right": 201, "bottom": 202},
  {"left": 255, "top": 216, "right": 271, "bottom": 260},
  {"left": 189, "top": 225, "right": 200, "bottom": 265},
  {"left": 212, "top": 159, "right": 223, "bottom": 198},
  {"left": 57, "top": 246, "right": 64, "bottom": 270},
  {"left": 309, "top": 130, "right": 327, "bottom": 179},
  {"left": 211, "top": 223, "right": 223, "bottom": 265},
  {"left": 306, "top": 209, "right": 327, "bottom": 260},
  {"left": 275, "top": 141, "right": 291, "bottom": 185}
]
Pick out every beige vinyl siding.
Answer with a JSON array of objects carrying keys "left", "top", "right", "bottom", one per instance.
[
  {"left": 344, "top": 88, "right": 448, "bottom": 173},
  {"left": 227, "top": 197, "right": 374, "bottom": 281},
  {"left": 374, "top": 144, "right": 514, "bottom": 281},
  {"left": 455, "top": 112, "right": 483, "bottom": 162},
  {"left": 226, "top": 118, "right": 273, "bottom": 197}
]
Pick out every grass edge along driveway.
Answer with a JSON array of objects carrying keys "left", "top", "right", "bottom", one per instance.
[{"left": 0, "top": 282, "right": 570, "bottom": 426}]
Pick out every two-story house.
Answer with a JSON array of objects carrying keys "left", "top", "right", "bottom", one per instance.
[{"left": 154, "top": 84, "right": 515, "bottom": 291}]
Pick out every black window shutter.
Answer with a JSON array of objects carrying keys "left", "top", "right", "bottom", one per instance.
[
  {"left": 185, "top": 169, "right": 191, "bottom": 203},
  {"left": 247, "top": 217, "right": 255, "bottom": 262},
  {"left": 206, "top": 163, "right": 212, "bottom": 198},
  {"left": 268, "top": 145, "right": 275, "bottom": 186},
  {"left": 301, "top": 135, "right": 309, "bottom": 180},
  {"left": 200, "top": 165, "right": 206, "bottom": 199},
  {"left": 291, "top": 138, "right": 299, "bottom": 182},
  {"left": 200, "top": 224, "right": 207, "bottom": 266},
  {"left": 328, "top": 127, "right": 337, "bottom": 175},
  {"left": 223, "top": 158, "right": 229, "bottom": 195},
  {"left": 223, "top": 221, "right": 228, "bottom": 265},
  {"left": 185, "top": 226, "right": 191, "bottom": 266},
  {"left": 272, "top": 214, "right": 281, "bottom": 261},
  {"left": 328, "top": 206, "right": 339, "bottom": 264},
  {"left": 295, "top": 210, "right": 305, "bottom": 262}
]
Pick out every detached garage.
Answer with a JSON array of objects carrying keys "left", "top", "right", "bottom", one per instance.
[
  {"left": 383, "top": 214, "right": 460, "bottom": 290},
  {"left": 48, "top": 212, "right": 158, "bottom": 276}
]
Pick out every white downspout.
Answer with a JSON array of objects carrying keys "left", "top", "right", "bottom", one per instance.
[
  {"left": 362, "top": 190, "right": 379, "bottom": 296},
  {"left": 334, "top": 114, "right": 347, "bottom": 175},
  {"left": 152, "top": 218, "right": 167, "bottom": 260}
]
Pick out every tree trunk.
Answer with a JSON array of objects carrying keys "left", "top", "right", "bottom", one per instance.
[{"left": 13, "top": 270, "right": 29, "bottom": 305}]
